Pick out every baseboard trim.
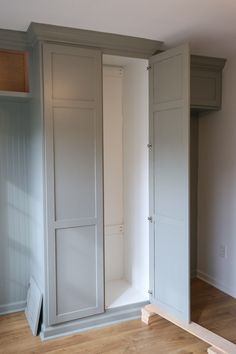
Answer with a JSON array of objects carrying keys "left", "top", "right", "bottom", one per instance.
[
  {"left": 197, "top": 270, "right": 236, "bottom": 298},
  {"left": 0, "top": 300, "right": 26, "bottom": 315},
  {"left": 41, "top": 301, "right": 149, "bottom": 340}
]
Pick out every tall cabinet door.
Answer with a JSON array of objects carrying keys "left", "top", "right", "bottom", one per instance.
[
  {"left": 149, "top": 44, "right": 190, "bottom": 322},
  {"left": 43, "top": 43, "right": 104, "bottom": 325}
]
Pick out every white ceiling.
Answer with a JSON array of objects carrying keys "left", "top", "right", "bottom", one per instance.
[{"left": 0, "top": 0, "right": 236, "bottom": 58}]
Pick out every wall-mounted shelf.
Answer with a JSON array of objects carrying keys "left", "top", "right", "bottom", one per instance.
[
  {"left": 0, "top": 91, "right": 31, "bottom": 102},
  {"left": 0, "top": 49, "right": 29, "bottom": 93}
]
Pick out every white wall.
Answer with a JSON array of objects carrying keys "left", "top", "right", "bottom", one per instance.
[
  {"left": 103, "top": 66, "right": 124, "bottom": 282},
  {"left": 197, "top": 56, "right": 236, "bottom": 297},
  {"left": 0, "top": 102, "right": 30, "bottom": 314},
  {"left": 123, "top": 59, "right": 149, "bottom": 294}
]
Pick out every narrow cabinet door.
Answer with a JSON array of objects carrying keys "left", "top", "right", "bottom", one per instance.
[
  {"left": 43, "top": 44, "right": 104, "bottom": 325},
  {"left": 149, "top": 44, "right": 190, "bottom": 322}
]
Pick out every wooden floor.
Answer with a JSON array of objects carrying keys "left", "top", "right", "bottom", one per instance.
[
  {"left": 191, "top": 278, "right": 236, "bottom": 344},
  {"left": 0, "top": 312, "right": 209, "bottom": 354},
  {"left": 1, "top": 279, "right": 235, "bottom": 354}
]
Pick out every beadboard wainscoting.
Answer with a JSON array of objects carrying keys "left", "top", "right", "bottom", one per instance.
[{"left": 0, "top": 101, "right": 30, "bottom": 314}]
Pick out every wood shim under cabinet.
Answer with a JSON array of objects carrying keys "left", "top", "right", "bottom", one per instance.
[{"left": 0, "top": 49, "right": 29, "bottom": 92}]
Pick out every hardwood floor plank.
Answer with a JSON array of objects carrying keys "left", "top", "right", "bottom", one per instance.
[
  {"left": 191, "top": 278, "right": 236, "bottom": 344},
  {"left": 0, "top": 312, "right": 209, "bottom": 354}
]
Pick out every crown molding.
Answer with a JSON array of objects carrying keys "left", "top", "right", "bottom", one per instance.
[
  {"left": 0, "top": 28, "right": 28, "bottom": 50},
  {"left": 191, "top": 55, "right": 226, "bottom": 71},
  {"left": 27, "top": 22, "right": 163, "bottom": 58}
]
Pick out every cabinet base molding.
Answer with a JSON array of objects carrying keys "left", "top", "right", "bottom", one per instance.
[
  {"left": 41, "top": 301, "right": 149, "bottom": 340},
  {"left": 142, "top": 304, "right": 236, "bottom": 354}
]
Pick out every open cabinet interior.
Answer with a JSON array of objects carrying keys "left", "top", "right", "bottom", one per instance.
[{"left": 102, "top": 55, "right": 149, "bottom": 308}]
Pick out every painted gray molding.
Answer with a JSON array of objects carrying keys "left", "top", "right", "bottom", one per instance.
[
  {"left": 191, "top": 55, "right": 226, "bottom": 71},
  {"left": 27, "top": 22, "right": 163, "bottom": 58},
  {"left": 191, "top": 55, "right": 226, "bottom": 110},
  {"left": 0, "top": 22, "right": 162, "bottom": 58},
  {"left": 41, "top": 301, "right": 149, "bottom": 340},
  {"left": 0, "top": 300, "right": 26, "bottom": 315},
  {"left": 0, "top": 28, "right": 28, "bottom": 50}
]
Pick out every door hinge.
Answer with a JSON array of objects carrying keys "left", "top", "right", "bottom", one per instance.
[
  {"left": 147, "top": 216, "right": 153, "bottom": 223},
  {"left": 148, "top": 289, "right": 153, "bottom": 295},
  {"left": 147, "top": 65, "right": 151, "bottom": 71},
  {"left": 147, "top": 143, "right": 152, "bottom": 150}
]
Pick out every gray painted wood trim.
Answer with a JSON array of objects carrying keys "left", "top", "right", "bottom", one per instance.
[
  {"left": 0, "top": 300, "right": 26, "bottom": 315},
  {"left": 28, "top": 40, "right": 47, "bottom": 326},
  {"left": 41, "top": 301, "right": 149, "bottom": 340},
  {"left": 191, "top": 55, "right": 226, "bottom": 110},
  {"left": 0, "top": 92, "right": 31, "bottom": 102},
  {"left": 0, "top": 28, "right": 28, "bottom": 50},
  {"left": 27, "top": 22, "right": 163, "bottom": 58},
  {"left": 148, "top": 61, "right": 155, "bottom": 300},
  {"left": 191, "top": 55, "right": 226, "bottom": 71}
]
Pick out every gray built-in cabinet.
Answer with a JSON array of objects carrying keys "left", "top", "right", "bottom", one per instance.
[
  {"left": 0, "top": 22, "right": 225, "bottom": 337},
  {"left": 191, "top": 55, "right": 226, "bottom": 110}
]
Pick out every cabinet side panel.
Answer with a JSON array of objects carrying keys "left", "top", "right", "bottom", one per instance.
[{"left": 28, "top": 42, "right": 45, "bottom": 313}]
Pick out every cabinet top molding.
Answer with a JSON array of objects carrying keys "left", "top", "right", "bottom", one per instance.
[
  {"left": 0, "top": 28, "right": 28, "bottom": 50},
  {"left": 191, "top": 55, "right": 226, "bottom": 71},
  {"left": 0, "top": 22, "right": 163, "bottom": 57},
  {"left": 27, "top": 22, "right": 163, "bottom": 58}
]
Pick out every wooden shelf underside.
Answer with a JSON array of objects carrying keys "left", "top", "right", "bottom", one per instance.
[{"left": 0, "top": 91, "right": 31, "bottom": 102}]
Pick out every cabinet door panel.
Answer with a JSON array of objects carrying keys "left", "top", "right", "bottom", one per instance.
[
  {"left": 52, "top": 53, "right": 95, "bottom": 101},
  {"left": 56, "top": 226, "right": 97, "bottom": 321},
  {"left": 191, "top": 70, "right": 220, "bottom": 109},
  {"left": 43, "top": 43, "right": 104, "bottom": 325},
  {"left": 53, "top": 107, "right": 95, "bottom": 221},
  {"left": 149, "top": 44, "right": 190, "bottom": 322}
]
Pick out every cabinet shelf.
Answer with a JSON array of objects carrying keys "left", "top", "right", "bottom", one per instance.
[{"left": 0, "top": 91, "right": 31, "bottom": 102}]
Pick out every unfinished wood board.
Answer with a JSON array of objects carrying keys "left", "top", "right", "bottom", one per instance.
[
  {"left": 208, "top": 347, "right": 226, "bottom": 354},
  {"left": 0, "top": 50, "right": 29, "bottom": 92},
  {"left": 141, "top": 306, "right": 159, "bottom": 325},
  {"left": 143, "top": 304, "right": 236, "bottom": 354}
]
